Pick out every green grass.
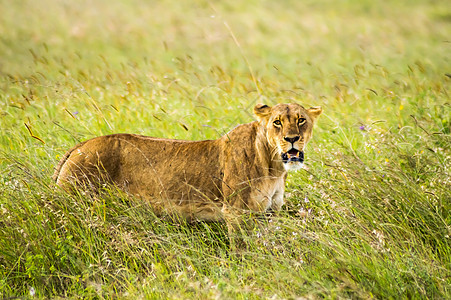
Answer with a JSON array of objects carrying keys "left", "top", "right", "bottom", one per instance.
[{"left": 1, "top": 0, "right": 450, "bottom": 298}]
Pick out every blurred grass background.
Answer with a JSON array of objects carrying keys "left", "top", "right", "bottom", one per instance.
[{"left": 0, "top": 0, "right": 450, "bottom": 298}]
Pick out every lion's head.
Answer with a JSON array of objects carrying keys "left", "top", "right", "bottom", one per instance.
[{"left": 254, "top": 103, "right": 322, "bottom": 171}]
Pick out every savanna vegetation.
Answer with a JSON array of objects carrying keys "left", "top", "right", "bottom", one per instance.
[{"left": 0, "top": 0, "right": 450, "bottom": 298}]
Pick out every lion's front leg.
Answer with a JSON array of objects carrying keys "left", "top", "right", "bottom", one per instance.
[
  {"left": 221, "top": 204, "right": 244, "bottom": 249},
  {"left": 222, "top": 203, "right": 266, "bottom": 251},
  {"left": 247, "top": 193, "right": 272, "bottom": 212},
  {"left": 221, "top": 187, "right": 275, "bottom": 249},
  {"left": 270, "top": 188, "right": 285, "bottom": 211},
  {"left": 247, "top": 176, "right": 286, "bottom": 212}
]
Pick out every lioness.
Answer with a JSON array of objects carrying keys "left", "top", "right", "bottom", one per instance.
[{"left": 53, "top": 103, "right": 322, "bottom": 221}]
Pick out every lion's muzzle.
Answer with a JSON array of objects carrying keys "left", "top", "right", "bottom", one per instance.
[{"left": 281, "top": 148, "right": 304, "bottom": 164}]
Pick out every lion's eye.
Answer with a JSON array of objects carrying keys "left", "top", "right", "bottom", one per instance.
[
  {"left": 273, "top": 120, "right": 282, "bottom": 126},
  {"left": 298, "top": 118, "right": 306, "bottom": 126}
]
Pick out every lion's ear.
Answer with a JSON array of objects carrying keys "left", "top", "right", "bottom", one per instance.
[
  {"left": 254, "top": 104, "right": 272, "bottom": 122},
  {"left": 307, "top": 106, "right": 322, "bottom": 122}
]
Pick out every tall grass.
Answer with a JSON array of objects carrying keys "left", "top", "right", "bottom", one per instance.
[{"left": 1, "top": 0, "right": 450, "bottom": 298}]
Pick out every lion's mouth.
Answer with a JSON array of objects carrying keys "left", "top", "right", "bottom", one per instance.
[{"left": 281, "top": 148, "right": 304, "bottom": 164}]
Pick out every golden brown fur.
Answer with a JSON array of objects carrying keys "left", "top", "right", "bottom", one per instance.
[{"left": 53, "top": 103, "right": 322, "bottom": 221}]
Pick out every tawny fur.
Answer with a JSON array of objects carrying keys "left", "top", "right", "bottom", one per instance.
[{"left": 53, "top": 103, "right": 322, "bottom": 221}]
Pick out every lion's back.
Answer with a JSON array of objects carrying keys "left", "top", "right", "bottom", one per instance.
[{"left": 53, "top": 133, "right": 224, "bottom": 201}]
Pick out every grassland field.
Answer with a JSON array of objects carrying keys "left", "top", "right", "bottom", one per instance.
[{"left": 0, "top": 0, "right": 450, "bottom": 298}]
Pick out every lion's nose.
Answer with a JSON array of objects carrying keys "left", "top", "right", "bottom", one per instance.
[{"left": 284, "top": 136, "right": 300, "bottom": 144}]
